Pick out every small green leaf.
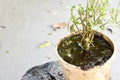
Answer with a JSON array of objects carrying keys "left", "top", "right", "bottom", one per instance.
[
  {"left": 38, "top": 41, "right": 51, "bottom": 48},
  {"left": 97, "top": 19, "right": 102, "bottom": 24},
  {"left": 70, "top": 24, "right": 74, "bottom": 32},
  {"left": 70, "top": 5, "right": 76, "bottom": 11},
  {"left": 75, "top": 21, "right": 80, "bottom": 24},
  {"left": 101, "top": 0, "right": 109, "bottom": 3},
  {"left": 91, "top": 26, "right": 102, "bottom": 32},
  {"left": 88, "top": 19, "right": 93, "bottom": 27}
]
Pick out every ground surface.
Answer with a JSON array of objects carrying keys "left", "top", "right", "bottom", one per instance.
[{"left": 0, "top": 0, "right": 120, "bottom": 80}]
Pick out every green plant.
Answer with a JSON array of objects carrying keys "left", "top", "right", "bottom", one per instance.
[{"left": 68, "top": 0, "right": 120, "bottom": 51}]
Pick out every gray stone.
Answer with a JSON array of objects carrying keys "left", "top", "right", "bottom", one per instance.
[{"left": 21, "top": 61, "right": 65, "bottom": 80}]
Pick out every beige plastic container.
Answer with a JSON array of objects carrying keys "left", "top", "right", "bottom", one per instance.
[{"left": 56, "top": 32, "right": 115, "bottom": 80}]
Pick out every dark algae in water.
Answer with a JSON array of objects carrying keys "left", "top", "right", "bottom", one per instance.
[{"left": 58, "top": 34, "right": 113, "bottom": 70}]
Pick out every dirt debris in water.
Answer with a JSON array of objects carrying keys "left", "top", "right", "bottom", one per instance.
[{"left": 58, "top": 34, "right": 113, "bottom": 70}]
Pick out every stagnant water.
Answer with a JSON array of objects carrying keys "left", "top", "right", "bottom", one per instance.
[{"left": 58, "top": 34, "right": 113, "bottom": 70}]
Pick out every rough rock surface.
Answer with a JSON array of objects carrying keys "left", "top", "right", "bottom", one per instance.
[{"left": 21, "top": 61, "right": 65, "bottom": 80}]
